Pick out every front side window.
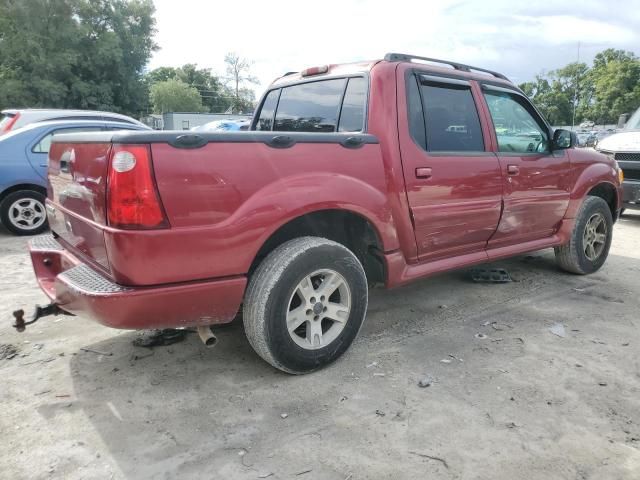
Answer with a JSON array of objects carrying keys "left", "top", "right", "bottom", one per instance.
[
  {"left": 484, "top": 91, "right": 549, "bottom": 153},
  {"left": 409, "top": 77, "right": 484, "bottom": 152},
  {"left": 274, "top": 79, "right": 346, "bottom": 132}
]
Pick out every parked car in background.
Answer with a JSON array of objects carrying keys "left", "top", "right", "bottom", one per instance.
[
  {"left": 580, "top": 120, "right": 595, "bottom": 129},
  {"left": 27, "top": 53, "right": 622, "bottom": 374},
  {"left": 192, "top": 119, "right": 251, "bottom": 132},
  {"left": 0, "top": 109, "right": 147, "bottom": 135},
  {"left": 596, "top": 106, "right": 640, "bottom": 212},
  {"left": 0, "top": 120, "right": 149, "bottom": 235}
]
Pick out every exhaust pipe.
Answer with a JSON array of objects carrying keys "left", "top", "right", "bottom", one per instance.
[{"left": 197, "top": 326, "right": 217, "bottom": 347}]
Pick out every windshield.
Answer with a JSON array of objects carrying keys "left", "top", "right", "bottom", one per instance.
[{"left": 626, "top": 107, "right": 640, "bottom": 130}]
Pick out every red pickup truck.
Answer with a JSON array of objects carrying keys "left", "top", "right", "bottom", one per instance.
[{"left": 25, "top": 53, "right": 623, "bottom": 373}]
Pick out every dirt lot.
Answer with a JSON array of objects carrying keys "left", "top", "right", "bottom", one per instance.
[{"left": 1, "top": 215, "right": 639, "bottom": 480}]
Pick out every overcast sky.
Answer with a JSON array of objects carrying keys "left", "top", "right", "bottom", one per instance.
[{"left": 150, "top": 0, "right": 640, "bottom": 100}]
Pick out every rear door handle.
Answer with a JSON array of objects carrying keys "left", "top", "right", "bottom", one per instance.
[
  {"left": 416, "top": 167, "right": 432, "bottom": 178},
  {"left": 507, "top": 165, "right": 519, "bottom": 176}
]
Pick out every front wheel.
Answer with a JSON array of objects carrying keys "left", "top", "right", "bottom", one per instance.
[
  {"left": 555, "top": 196, "right": 613, "bottom": 274},
  {"left": 243, "top": 237, "right": 368, "bottom": 374},
  {"left": 0, "top": 190, "right": 48, "bottom": 236}
]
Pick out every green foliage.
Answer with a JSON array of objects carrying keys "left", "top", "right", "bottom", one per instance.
[
  {"left": 0, "top": 0, "right": 157, "bottom": 116},
  {"left": 145, "top": 64, "right": 234, "bottom": 113},
  {"left": 520, "top": 49, "right": 640, "bottom": 125},
  {"left": 149, "top": 78, "right": 206, "bottom": 113}
]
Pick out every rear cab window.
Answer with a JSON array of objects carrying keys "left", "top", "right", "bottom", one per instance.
[{"left": 254, "top": 76, "right": 368, "bottom": 133}]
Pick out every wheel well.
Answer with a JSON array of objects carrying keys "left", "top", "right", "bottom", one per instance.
[
  {"left": 0, "top": 184, "right": 47, "bottom": 204},
  {"left": 250, "top": 210, "right": 386, "bottom": 286},
  {"left": 587, "top": 183, "right": 617, "bottom": 219}
]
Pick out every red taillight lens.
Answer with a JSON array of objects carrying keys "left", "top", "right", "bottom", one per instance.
[
  {"left": 107, "top": 144, "right": 168, "bottom": 229},
  {"left": 0, "top": 112, "right": 20, "bottom": 134}
]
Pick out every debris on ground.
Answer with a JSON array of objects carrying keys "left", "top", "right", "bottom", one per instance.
[
  {"left": 408, "top": 451, "right": 449, "bottom": 469},
  {"left": 440, "top": 358, "right": 452, "bottom": 363},
  {"left": 598, "top": 382, "right": 608, "bottom": 387},
  {"left": 80, "top": 347, "right": 113, "bottom": 356},
  {"left": 0, "top": 343, "right": 19, "bottom": 360},
  {"left": 375, "top": 409, "right": 386, "bottom": 416},
  {"left": 373, "top": 372, "right": 386, "bottom": 377},
  {"left": 258, "top": 473, "right": 274, "bottom": 479},
  {"left": 505, "top": 422, "right": 521, "bottom": 429},
  {"left": 132, "top": 329, "right": 190, "bottom": 348},
  {"left": 295, "top": 469, "right": 313, "bottom": 476},
  {"left": 470, "top": 267, "right": 512, "bottom": 283},
  {"left": 549, "top": 323, "right": 567, "bottom": 338},
  {"left": 418, "top": 376, "right": 434, "bottom": 388},
  {"left": 475, "top": 333, "right": 488, "bottom": 340},
  {"left": 366, "top": 361, "right": 378, "bottom": 368},
  {"left": 280, "top": 413, "right": 288, "bottom": 419}
]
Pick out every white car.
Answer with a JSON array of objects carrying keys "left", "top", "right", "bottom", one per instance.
[
  {"left": 595, "top": 107, "right": 640, "bottom": 212},
  {"left": 580, "top": 120, "right": 595, "bottom": 129}
]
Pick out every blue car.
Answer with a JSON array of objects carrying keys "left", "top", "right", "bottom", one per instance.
[{"left": 0, "top": 119, "right": 149, "bottom": 235}]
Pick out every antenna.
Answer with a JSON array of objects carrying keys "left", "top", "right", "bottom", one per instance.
[{"left": 571, "top": 42, "right": 580, "bottom": 131}]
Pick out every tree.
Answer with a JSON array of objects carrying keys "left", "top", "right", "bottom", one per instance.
[
  {"left": 520, "top": 49, "right": 640, "bottom": 126},
  {"left": 145, "top": 64, "right": 233, "bottom": 112},
  {"left": 588, "top": 49, "right": 640, "bottom": 124},
  {"left": 224, "top": 52, "right": 258, "bottom": 113},
  {"left": 149, "top": 78, "right": 206, "bottom": 113},
  {"left": 0, "top": 0, "right": 157, "bottom": 116}
]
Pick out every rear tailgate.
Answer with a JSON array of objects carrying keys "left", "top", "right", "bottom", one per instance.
[{"left": 47, "top": 132, "right": 114, "bottom": 273}]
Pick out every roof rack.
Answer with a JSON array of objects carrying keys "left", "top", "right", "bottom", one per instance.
[
  {"left": 282, "top": 71, "right": 298, "bottom": 77},
  {"left": 384, "top": 53, "right": 509, "bottom": 81}
]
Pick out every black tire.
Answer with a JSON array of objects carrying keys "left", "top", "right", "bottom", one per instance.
[
  {"left": 0, "top": 190, "right": 48, "bottom": 236},
  {"left": 555, "top": 196, "right": 613, "bottom": 274},
  {"left": 243, "top": 237, "right": 368, "bottom": 374}
]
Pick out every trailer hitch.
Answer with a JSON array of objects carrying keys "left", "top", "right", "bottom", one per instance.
[{"left": 12, "top": 304, "right": 73, "bottom": 332}]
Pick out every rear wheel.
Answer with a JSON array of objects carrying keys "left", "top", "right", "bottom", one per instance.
[
  {"left": 0, "top": 190, "right": 48, "bottom": 236},
  {"left": 243, "top": 237, "right": 368, "bottom": 374},
  {"left": 555, "top": 196, "right": 613, "bottom": 274}
]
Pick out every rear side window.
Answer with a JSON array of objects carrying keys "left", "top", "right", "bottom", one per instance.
[
  {"left": 32, "top": 127, "right": 104, "bottom": 154},
  {"left": 410, "top": 76, "right": 484, "bottom": 152},
  {"left": 338, "top": 77, "right": 366, "bottom": 132},
  {"left": 255, "top": 89, "right": 280, "bottom": 131},
  {"left": 274, "top": 79, "right": 346, "bottom": 132}
]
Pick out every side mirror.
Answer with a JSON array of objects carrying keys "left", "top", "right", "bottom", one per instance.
[{"left": 553, "top": 129, "right": 575, "bottom": 150}]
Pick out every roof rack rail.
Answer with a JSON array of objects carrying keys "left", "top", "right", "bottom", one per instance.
[
  {"left": 384, "top": 53, "right": 508, "bottom": 81},
  {"left": 282, "top": 71, "right": 298, "bottom": 77}
]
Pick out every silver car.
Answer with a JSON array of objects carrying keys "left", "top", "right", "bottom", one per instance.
[{"left": 0, "top": 108, "right": 146, "bottom": 135}]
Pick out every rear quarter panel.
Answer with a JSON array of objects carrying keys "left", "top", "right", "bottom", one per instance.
[{"left": 102, "top": 140, "right": 397, "bottom": 286}]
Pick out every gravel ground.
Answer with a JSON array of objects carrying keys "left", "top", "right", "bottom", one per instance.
[{"left": 1, "top": 214, "right": 639, "bottom": 480}]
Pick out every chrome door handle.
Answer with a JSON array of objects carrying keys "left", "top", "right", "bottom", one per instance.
[
  {"left": 416, "top": 167, "right": 432, "bottom": 178},
  {"left": 507, "top": 165, "right": 519, "bottom": 175}
]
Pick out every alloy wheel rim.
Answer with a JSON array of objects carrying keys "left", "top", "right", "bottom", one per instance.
[
  {"left": 8, "top": 198, "right": 46, "bottom": 231},
  {"left": 286, "top": 269, "right": 351, "bottom": 350},
  {"left": 583, "top": 212, "right": 607, "bottom": 261}
]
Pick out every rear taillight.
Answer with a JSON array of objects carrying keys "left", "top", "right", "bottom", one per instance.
[
  {"left": 0, "top": 112, "right": 20, "bottom": 134},
  {"left": 107, "top": 144, "right": 169, "bottom": 229}
]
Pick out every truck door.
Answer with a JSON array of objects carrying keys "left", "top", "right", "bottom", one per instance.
[
  {"left": 397, "top": 71, "right": 503, "bottom": 261},
  {"left": 480, "top": 85, "right": 570, "bottom": 248}
]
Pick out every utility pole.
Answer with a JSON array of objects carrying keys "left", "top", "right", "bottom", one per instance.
[{"left": 571, "top": 42, "right": 580, "bottom": 131}]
